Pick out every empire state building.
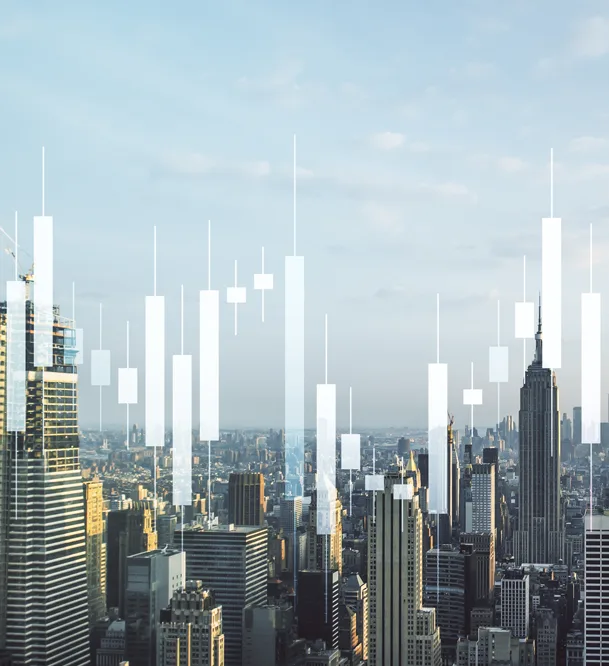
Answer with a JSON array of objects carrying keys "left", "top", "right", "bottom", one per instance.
[{"left": 514, "top": 307, "right": 563, "bottom": 565}]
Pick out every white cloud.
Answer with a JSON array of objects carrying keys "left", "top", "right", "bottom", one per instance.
[
  {"left": 569, "top": 136, "right": 608, "bottom": 153},
  {"left": 408, "top": 141, "right": 430, "bottom": 154},
  {"left": 571, "top": 17, "right": 609, "bottom": 58},
  {"left": 417, "top": 181, "right": 476, "bottom": 202},
  {"left": 574, "top": 163, "right": 609, "bottom": 180},
  {"left": 369, "top": 131, "right": 405, "bottom": 150},
  {"left": 498, "top": 157, "right": 527, "bottom": 173}
]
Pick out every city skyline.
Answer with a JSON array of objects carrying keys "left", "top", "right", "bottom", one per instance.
[{"left": 2, "top": 2, "right": 609, "bottom": 430}]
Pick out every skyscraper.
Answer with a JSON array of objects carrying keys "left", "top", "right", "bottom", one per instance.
[
  {"left": 471, "top": 463, "right": 495, "bottom": 533},
  {"left": 514, "top": 310, "right": 563, "bottom": 564},
  {"left": 297, "top": 570, "right": 340, "bottom": 650},
  {"left": 181, "top": 524, "right": 268, "bottom": 666},
  {"left": 342, "top": 574, "right": 369, "bottom": 662},
  {"left": 0, "top": 315, "right": 7, "bottom": 650},
  {"left": 84, "top": 479, "right": 107, "bottom": 626},
  {"left": 307, "top": 489, "right": 343, "bottom": 575},
  {"left": 4, "top": 299, "right": 90, "bottom": 665},
  {"left": 228, "top": 472, "right": 265, "bottom": 526},
  {"left": 158, "top": 582, "right": 224, "bottom": 666},
  {"left": 585, "top": 514, "right": 609, "bottom": 665},
  {"left": 368, "top": 474, "right": 441, "bottom": 665},
  {"left": 124, "top": 548, "right": 185, "bottom": 666}
]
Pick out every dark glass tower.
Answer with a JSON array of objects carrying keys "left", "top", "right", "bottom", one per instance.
[{"left": 514, "top": 307, "right": 563, "bottom": 564}]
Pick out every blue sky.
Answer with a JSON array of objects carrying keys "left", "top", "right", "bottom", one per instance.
[{"left": 1, "top": 0, "right": 609, "bottom": 430}]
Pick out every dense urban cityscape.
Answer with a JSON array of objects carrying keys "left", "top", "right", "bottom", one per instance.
[{"left": 0, "top": 292, "right": 604, "bottom": 665}]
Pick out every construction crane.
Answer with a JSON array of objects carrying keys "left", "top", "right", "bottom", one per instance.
[
  {"left": 447, "top": 411, "right": 454, "bottom": 427},
  {"left": 1, "top": 226, "right": 34, "bottom": 299}
]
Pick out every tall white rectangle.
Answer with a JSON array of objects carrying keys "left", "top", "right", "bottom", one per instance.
[
  {"left": 489, "top": 347, "right": 509, "bottom": 383},
  {"left": 394, "top": 483, "right": 414, "bottom": 500},
  {"left": 145, "top": 295, "right": 165, "bottom": 448},
  {"left": 173, "top": 355, "right": 193, "bottom": 506},
  {"left": 33, "top": 216, "right": 53, "bottom": 367},
  {"left": 542, "top": 217, "right": 561, "bottom": 368},
  {"left": 75, "top": 328, "right": 84, "bottom": 365},
  {"left": 341, "top": 433, "right": 361, "bottom": 470},
  {"left": 582, "top": 293, "right": 601, "bottom": 444},
  {"left": 7, "top": 280, "right": 26, "bottom": 432},
  {"left": 285, "top": 256, "right": 305, "bottom": 498},
  {"left": 365, "top": 475, "right": 384, "bottom": 491},
  {"left": 316, "top": 383, "right": 336, "bottom": 535},
  {"left": 515, "top": 302, "right": 535, "bottom": 339},
  {"left": 118, "top": 367, "right": 138, "bottom": 404},
  {"left": 428, "top": 363, "right": 448, "bottom": 515},
  {"left": 91, "top": 350, "right": 111, "bottom": 386},
  {"left": 199, "top": 290, "right": 219, "bottom": 441}
]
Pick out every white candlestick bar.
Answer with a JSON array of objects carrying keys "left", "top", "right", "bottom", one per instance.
[
  {"left": 316, "top": 383, "right": 336, "bottom": 535},
  {"left": 75, "top": 329, "right": 84, "bottom": 365},
  {"left": 542, "top": 217, "right": 562, "bottom": 369},
  {"left": 145, "top": 295, "right": 165, "bottom": 447},
  {"left": 33, "top": 215, "right": 53, "bottom": 367},
  {"left": 365, "top": 475, "right": 384, "bottom": 491},
  {"left": 118, "top": 368, "right": 138, "bottom": 404},
  {"left": 582, "top": 293, "right": 601, "bottom": 444},
  {"left": 394, "top": 483, "right": 414, "bottom": 500},
  {"left": 91, "top": 350, "right": 111, "bottom": 386},
  {"left": 428, "top": 363, "right": 448, "bottom": 515},
  {"left": 200, "top": 290, "right": 220, "bottom": 441},
  {"left": 227, "top": 260, "right": 246, "bottom": 336},
  {"left": 285, "top": 255, "right": 305, "bottom": 498},
  {"left": 173, "top": 354, "right": 193, "bottom": 506},
  {"left": 254, "top": 246, "right": 274, "bottom": 322},
  {"left": 341, "top": 434, "right": 361, "bottom": 470},
  {"left": 6, "top": 280, "right": 26, "bottom": 432}
]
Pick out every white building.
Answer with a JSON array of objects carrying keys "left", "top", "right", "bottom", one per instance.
[{"left": 585, "top": 514, "right": 609, "bottom": 664}]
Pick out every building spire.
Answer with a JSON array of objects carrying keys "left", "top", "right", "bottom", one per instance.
[{"left": 534, "top": 292, "right": 543, "bottom": 365}]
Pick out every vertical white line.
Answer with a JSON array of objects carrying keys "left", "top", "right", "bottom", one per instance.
[
  {"left": 14, "top": 212, "right": 18, "bottom": 281},
  {"left": 497, "top": 301, "right": 501, "bottom": 433},
  {"left": 590, "top": 224, "right": 593, "bottom": 293},
  {"left": 153, "top": 226, "right": 157, "bottom": 297},
  {"left": 261, "top": 247, "right": 266, "bottom": 323},
  {"left": 470, "top": 362, "right": 474, "bottom": 432},
  {"left": 325, "top": 314, "right": 328, "bottom": 385},
  {"left": 99, "top": 303, "right": 103, "bottom": 432},
  {"left": 550, "top": 148, "right": 554, "bottom": 219},
  {"left": 436, "top": 293, "right": 440, "bottom": 363},
  {"left": 349, "top": 386, "right": 352, "bottom": 434},
  {"left": 181, "top": 285, "right": 184, "bottom": 355},
  {"left": 126, "top": 320, "right": 130, "bottom": 449},
  {"left": 208, "top": 220, "right": 211, "bottom": 290},
  {"left": 42, "top": 146, "right": 45, "bottom": 216},
  {"left": 349, "top": 386, "right": 353, "bottom": 515},
  {"left": 126, "top": 321, "right": 130, "bottom": 368},
  {"left": 523, "top": 256, "right": 527, "bottom": 377},
  {"left": 293, "top": 134, "right": 297, "bottom": 256},
  {"left": 234, "top": 260, "right": 238, "bottom": 336}
]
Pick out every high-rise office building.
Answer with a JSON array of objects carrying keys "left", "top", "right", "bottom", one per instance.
[
  {"left": 0, "top": 315, "right": 7, "bottom": 650},
  {"left": 585, "top": 514, "right": 609, "bottom": 665},
  {"left": 368, "top": 475, "right": 441, "bottom": 665},
  {"left": 342, "top": 574, "right": 369, "bottom": 662},
  {"left": 514, "top": 311, "right": 563, "bottom": 564},
  {"left": 157, "top": 513, "right": 178, "bottom": 549},
  {"left": 124, "top": 548, "right": 185, "bottom": 666},
  {"left": 242, "top": 604, "right": 297, "bottom": 666},
  {"left": 297, "top": 570, "right": 340, "bottom": 650},
  {"left": 106, "top": 507, "right": 158, "bottom": 615},
  {"left": 158, "top": 582, "right": 224, "bottom": 666},
  {"left": 471, "top": 463, "right": 495, "bottom": 533},
  {"left": 280, "top": 495, "right": 303, "bottom": 531},
  {"left": 4, "top": 299, "right": 90, "bottom": 665},
  {"left": 500, "top": 570, "right": 530, "bottom": 639},
  {"left": 535, "top": 608, "right": 557, "bottom": 666},
  {"left": 459, "top": 532, "right": 495, "bottom": 605},
  {"left": 456, "top": 627, "right": 535, "bottom": 665},
  {"left": 181, "top": 524, "right": 268, "bottom": 666},
  {"left": 228, "top": 472, "right": 265, "bottom": 526},
  {"left": 85, "top": 479, "right": 107, "bottom": 626},
  {"left": 307, "top": 489, "right": 343, "bottom": 575},
  {"left": 572, "top": 407, "right": 582, "bottom": 447}
]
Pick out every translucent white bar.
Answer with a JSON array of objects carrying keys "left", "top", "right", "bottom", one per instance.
[
  {"left": 254, "top": 273, "right": 274, "bottom": 290},
  {"left": 365, "top": 475, "right": 384, "bottom": 491},
  {"left": 542, "top": 217, "right": 562, "bottom": 368},
  {"left": 118, "top": 367, "right": 138, "bottom": 404},
  {"left": 341, "top": 433, "right": 360, "bottom": 470},
  {"left": 489, "top": 346, "right": 509, "bottom": 383},
  {"left": 428, "top": 363, "right": 448, "bottom": 515},
  {"left": 582, "top": 293, "right": 601, "bottom": 444},
  {"left": 394, "top": 483, "right": 414, "bottom": 500},
  {"left": 316, "top": 383, "right": 336, "bottom": 535},
  {"left": 515, "top": 302, "right": 535, "bottom": 339},
  {"left": 91, "top": 350, "right": 111, "bottom": 386},
  {"left": 7, "top": 280, "right": 26, "bottom": 432},
  {"left": 200, "top": 290, "right": 219, "bottom": 441},
  {"left": 285, "top": 256, "right": 305, "bottom": 498},
  {"left": 173, "top": 354, "right": 193, "bottom": 506},
  {"left": 75, "top": 328, "right": 84, "bottom": 365},
  {"left": 33, "top": 216, "right": 53, "bottom": 367},
  {"left": 227, "top": 286, "right": 246, "bottom": 304},
  {"left": 145, "top": 295, "right": 165, "bottom": 448},
  {"left": 463, "top": 388, "right": 483, "bottom": 405}
]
